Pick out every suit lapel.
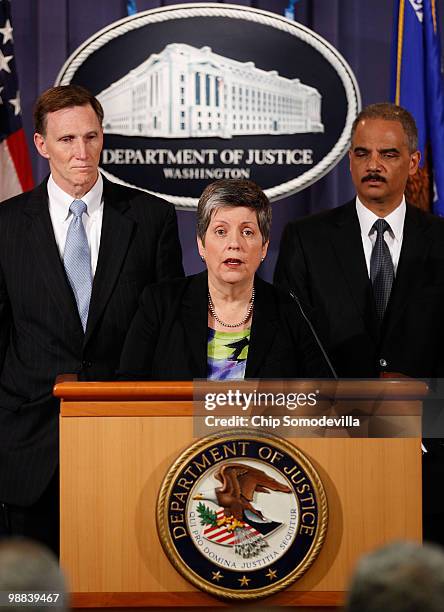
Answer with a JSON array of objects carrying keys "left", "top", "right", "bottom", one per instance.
[
  {"left": 84, "top": 178, "right": 135, "bottom": 343},
  {"left": 179, "top": 274, "right": 279, "bottom": 379},
  {"left": 383, "top": 204, "right": 431, "bottom": 336},
  {"left": 178, "top": 274, "right": 278, "bottom": 379},
  {"left": 23, "top": 181, "right": 83, "bottom": 334},
  {"left": 245, "top": 277, "right": 278, "bottom": 377},
  {"left": 328, "top": 201, "right": 379, "bottom": 340},
  {"left": 179, "top": 272, "right": 208, "bottom": 378}
]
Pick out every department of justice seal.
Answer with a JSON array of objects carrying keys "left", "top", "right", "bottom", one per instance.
[
  {"left": 56, "top": 3, "right": 360, "bottom": 209},
  {"left": 157, "top": 431, "right": 327, "bottom": 600}
]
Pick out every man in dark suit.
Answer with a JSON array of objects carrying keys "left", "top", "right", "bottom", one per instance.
[
  {"left": 0, "top": 85, "right": 184, "bottom": 552},
  {"left": 275, "top": 103, "right": 444, "bottom": 379},
  {"left": 274, "top": 102, "right": 444, "bottom": 544}
]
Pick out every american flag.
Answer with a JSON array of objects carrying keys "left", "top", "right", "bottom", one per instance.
[
  {"left": 0, "top": 0, "right": 33, "bottom": 201},
  {"left": 202, "top": 509, "right": 261, "bottom": 546}
]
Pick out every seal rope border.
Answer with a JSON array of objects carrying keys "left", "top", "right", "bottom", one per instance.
[
  {"left": 156, "top": 429, "right": 328, "bottom": 600},
  {"left": 56, "top": 3, "right": 361, "bottom": 210}
]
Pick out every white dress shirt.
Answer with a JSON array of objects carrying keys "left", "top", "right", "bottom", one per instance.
[
  {"left": 47, "top": 174, "right": 104, "bottom": 276},
  {"left": 355, "top": 196, "right": 406, "bottom": 277}
]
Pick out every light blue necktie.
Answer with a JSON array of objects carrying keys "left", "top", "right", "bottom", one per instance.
[{"left": 63, "top": 200, "right": 92, "bottom": 331}]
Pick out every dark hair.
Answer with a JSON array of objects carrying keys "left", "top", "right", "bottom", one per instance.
[
  {"left": 0, "top": 538, "right": 68, "bottom": 611},
  {"left": 346, "top": 541, "right": 444, "bottom": 612},
  {"left": 197, "top": 179, "right": 271, "bottom": 244},
  {"left": 33, "top": 85, "right": 104, "bottom": 135},
  {"left": 351, "top": 103, "right": 418, "bottom": 152}
]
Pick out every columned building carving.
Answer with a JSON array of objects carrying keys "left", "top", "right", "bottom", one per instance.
[{"left": 98, "top": 43, "right": 324, "bottom": 138}]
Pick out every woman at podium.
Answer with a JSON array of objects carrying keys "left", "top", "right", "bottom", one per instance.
[{"left": 118, "top": 179, "right": 330, "bottom": 380}]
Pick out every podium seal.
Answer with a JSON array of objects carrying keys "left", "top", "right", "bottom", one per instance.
[{"left": 157, "top": 431, "right": 327, "bottom": 600}]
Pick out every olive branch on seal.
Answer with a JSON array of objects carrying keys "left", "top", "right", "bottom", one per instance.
[{"left": 196, "top": 502, "right": 218, "bottom": 526}]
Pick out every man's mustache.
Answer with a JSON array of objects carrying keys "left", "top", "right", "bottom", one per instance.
[{"left": 362, "top": 174, "right": 387, "bottom": 183}]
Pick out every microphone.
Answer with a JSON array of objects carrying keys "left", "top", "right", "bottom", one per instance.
[{"left": 289, "top": 290, "right": 338, "bottom": 380}]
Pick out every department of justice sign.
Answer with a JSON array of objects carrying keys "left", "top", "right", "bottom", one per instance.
[
  {"left": 56, "top": 3, "right": 360, "bottom": 209},
  {"left": 156, "top": 431, "right": 328, "bottom": 600}
]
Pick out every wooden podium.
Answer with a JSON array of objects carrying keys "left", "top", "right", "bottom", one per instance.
[{"left": 55, "top": 380, "right": 425, "bottom": 610}]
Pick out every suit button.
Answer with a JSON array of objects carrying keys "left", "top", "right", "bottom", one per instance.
[
  {"left": 82, "top": 360, "right": 92, "bottom": 368},
  {"left": 379, "top": 358, "right": 388, "bottom": 368}
]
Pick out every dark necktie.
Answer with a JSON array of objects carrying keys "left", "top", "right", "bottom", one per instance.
[
  {"left": 63, "top": 200, "right": 93, "bottom": 331},
  {"left": 370, "top": 219, "right": 394, "bottom": 320}
]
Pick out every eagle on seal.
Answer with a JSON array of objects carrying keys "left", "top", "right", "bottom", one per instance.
[{"left": 194, "top": 462, "right": 291, "bottom": 523}]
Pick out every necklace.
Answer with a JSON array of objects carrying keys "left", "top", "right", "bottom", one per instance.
[{"left": 208, "top": 287, "right": 255, "bottom": 328}]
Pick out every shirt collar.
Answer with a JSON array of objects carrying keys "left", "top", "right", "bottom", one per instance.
[
  {"left": 355, "top": 195, "right": 406, "bottom": 241},
  {"left": 47, "top": 173, "right": 104, "bottom": 222}
]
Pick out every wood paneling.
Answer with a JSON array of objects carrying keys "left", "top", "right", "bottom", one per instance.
[{"left": 59, "top": 384, "right": 422, "bottom": 606}]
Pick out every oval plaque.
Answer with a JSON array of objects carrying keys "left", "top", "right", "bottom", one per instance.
[{"left": 57, "top": 3, "right": 361, "bottom": 209}]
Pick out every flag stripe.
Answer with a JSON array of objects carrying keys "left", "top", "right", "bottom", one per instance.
[
  {"left": 6, "top": 129, "right": 33, "bottom": 191},
  {"left": 203, "top": 524, "right": 223, "bottom": 534},
  {"left": 201, "top": 507, "right": 261, "bottom": 546},
  {"left": 0, "top": 0, "right": 34, "bottom": 201},
  {"left": 0, "top": 139, "right": 22, "bottom": 199},
  {"left": 212, "top": 532, "right": 235, "bottom": 544}
]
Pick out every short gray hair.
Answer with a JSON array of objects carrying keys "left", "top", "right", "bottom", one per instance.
[
  {"left": 0, "top": 539, "right": 68, "bottom": 611},
  {"left": 197, "top": 179, "right": 271, "bottom": 245},
  {"left": 351, "top": 103, "right": 418, "bottom": 153},
  {"left": 346, "top": 541, "right": 444, "bottom": 612}
]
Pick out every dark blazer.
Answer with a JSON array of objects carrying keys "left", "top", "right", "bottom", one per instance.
[
  {"left": 0, "top": 176, "right": 184, "bottom": 506},
  {"left": 118, "top": 272, "right": 331, "bottom": 380},
  {"left": 274, "top": 200, "right": 444, "bottom": 378}
]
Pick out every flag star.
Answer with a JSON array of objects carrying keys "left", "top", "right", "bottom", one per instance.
[
  {"left": 0, "top": 86, "right": 4, "bottom": 104},
  {"left": 0, "top": 18, "right": 14, "bottom": 44},
  {"left": 211, "top": 570, "right": 223, "bottom": 582},
  {"left": 9, "top": 91, "right": 21, "bottom": 115},
  {"left": 266, "top": 568, "right": 277, "bottom": 580},
  {"left": 238, "top": 575, "right": 251, "bottom": 587},
  {"left": 0, "top": 48, "right": 13, "bottom": 73}
]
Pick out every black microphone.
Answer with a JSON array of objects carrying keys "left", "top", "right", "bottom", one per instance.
[
  {"left": 1, "top": 502, "right": 10, "bottom": 532},
  {"left": 289, "top": 290, "right": 338, "bottom": 380}
]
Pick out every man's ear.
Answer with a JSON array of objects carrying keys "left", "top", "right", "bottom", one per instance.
[
  {"left": 409, "top": 150, "right": 421, "bottom": 176},
  {"left": 34, "top": 133, "right": 50, "bottom": 159}
]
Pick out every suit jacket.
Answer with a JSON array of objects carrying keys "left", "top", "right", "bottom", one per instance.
[
  {"left": 274, "top": 200, "right": 444, "bottom": 378},
  {"left": 0, "top": 176, "right": 184, "bottom": 506},
  {"left": 118, "top": 271, "right": 331, "bottom": 380}
]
